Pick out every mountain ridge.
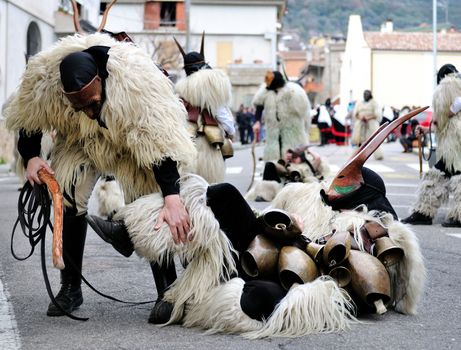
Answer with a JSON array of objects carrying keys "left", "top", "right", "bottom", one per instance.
[{"left": 283, "top": 0, "right": 461, "bottom": 40}]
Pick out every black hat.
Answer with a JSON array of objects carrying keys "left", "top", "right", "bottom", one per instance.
[
  {"left": 174, "top": 32, "right": 210, "bottom": 76},
  {"left": 437, "top": 64, "right": 458, "bottom": 84}
]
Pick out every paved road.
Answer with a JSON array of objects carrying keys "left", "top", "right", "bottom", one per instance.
[{"left": 0, "top": 141, "right": 460, "bottom": 350}]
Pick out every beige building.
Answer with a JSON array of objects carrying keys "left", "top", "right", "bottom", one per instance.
[{"left": 340, "top": 15, "right": 461, "bottom": 109}]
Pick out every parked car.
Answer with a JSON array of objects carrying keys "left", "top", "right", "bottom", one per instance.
[{"left": 414, "top": 109, "right": 432, "bottom": 128}]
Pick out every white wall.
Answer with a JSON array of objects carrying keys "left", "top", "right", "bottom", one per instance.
[
  {"left": 8, "top": 0, "right": 57, "bottom": 25},
  {"left": 0, "top": 1, "right": 7, "bottom": 108},
  {"left": 340, "top": 15, "right": 372, "bottom": 104},
  {"left": 190, "top": 4, "right": 278, "bottom": 68},
  {"left": 190, "top": 5, "right": 277, "bottom": 35},
  {"left": 103, "top": 3, "right": 144, "bottom": 33},
  {"left": 1, "top": 1, "right": 57, "bottom": 110},
  {"left": 372, "top": 50, "right": 461, "bottom": 109},
  {"left": 190, "top": 34, "right": 272, "bottom": 67}
]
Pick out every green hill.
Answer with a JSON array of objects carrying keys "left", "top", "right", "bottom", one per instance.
[{"left": 284, "top": 0, "right": 461, "bottom": 39}]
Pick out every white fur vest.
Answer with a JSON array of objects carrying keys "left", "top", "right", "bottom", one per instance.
[
  {"left": 432, "top": 74, "right": 461, "bottom": 172},
  {"left": 252, "top": 82, "right": 310, "bottom": 161}
]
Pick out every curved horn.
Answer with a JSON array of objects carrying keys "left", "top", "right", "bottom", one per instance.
[
  {"left": 200, "top": 31, "right": 205, "bottom": 59},
  {"left": 70, "top": 0, "right": 83, "bottom": 33},
  {"left": 279, "top": 58, "right": 289, "bottom": 81},
  {"left": 173, "top": 37, "right": 187, "bottom": 60},
  {"left": 325, "top": 106, "right": 429, "bottom": 202},
  {"left": 350, "top": 106, "right": 428, "bottom": 167},
  {"left": 97, "top": 0, "right": 118, "bottom": 32}
]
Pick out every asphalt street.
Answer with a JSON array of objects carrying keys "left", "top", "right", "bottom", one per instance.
[{"left": 0, "top": 140, "right": 460, "bottom": 350}]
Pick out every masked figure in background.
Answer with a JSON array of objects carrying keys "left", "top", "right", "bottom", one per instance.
[
  {"left": 351, "top": 90, "right": 384, "bottom": 160},
  {"left": 402, "top": 64, "right": 461, "bottom": 227},
  {"left": 174, "top": 33, "right": 235, "bottom": 184},
  {"left": 86, "top": 108, "right": 426, "bottom": 337},
  {"left": 245, "top": 145, "right": 329, "bottom": 202},
  {"left": 4, "top": 11, "right": 196, "bottom": 323},
  {"left": 252, "top": 71, "right": 311, "bottom": 162}
]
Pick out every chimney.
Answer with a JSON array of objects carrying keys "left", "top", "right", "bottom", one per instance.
[{"left": 380, "top": 19, "right": 393, "bottom": 33}]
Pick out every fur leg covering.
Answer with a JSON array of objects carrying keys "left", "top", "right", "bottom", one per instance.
[
  {"left": 385, "top": 219, "right": 426, "bottom": 315},
  {"left": 244, "top": 180, "right": 282, "bottom": 202},
  {"left": 412, "top": 168, "right": 449, "bottom": 218},
  {"left": 244, "top": 277, "right": 356, "bottom": 339},
  {"left": 183, "top": 278, "right": 263, "bottom": 334},
  {"left": 95, "top": 178, "right": 125, "bottom": 218},
  {"left": 114, "top": 175, "right": 237, "bottom": 323},
  {"left": 446, "top": 174, "right": 461, "bottom": 222}
]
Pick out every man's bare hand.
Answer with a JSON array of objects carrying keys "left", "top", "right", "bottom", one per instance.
[
  {"left": 155, "top": 194, "right": 190, "bottom": 244},
  {"left": 25, "top": 157, "right": 54, "bottom": 186}
]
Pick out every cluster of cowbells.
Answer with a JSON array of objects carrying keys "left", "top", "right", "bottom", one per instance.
[{"left": 241, "top": 209, "right": 404, "bottom": 314}]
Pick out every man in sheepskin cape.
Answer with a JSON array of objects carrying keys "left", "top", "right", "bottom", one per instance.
[
  {"left": 351, "top": 90, "right": 384, "bottom": 160},
  {"left": 4, "top": 33, "right": 196, "bottom": 322},
  {"left": 402, "top": 64, "right": 461, "bottom": 228},
  {"left": 252, "top": 71, "right": 311, "bottom": 162},
  {"left": 174, "top": 33, "right": 235, "bottom": 184}
]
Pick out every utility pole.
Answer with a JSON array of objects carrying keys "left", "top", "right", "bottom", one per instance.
[{"left": 185, "top": 0, "right": 191, "bottom": 52}]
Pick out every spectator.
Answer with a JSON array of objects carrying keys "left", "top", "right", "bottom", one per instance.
[
  {"left": 351, "top": 90, "right": 383, "bottom": 160},
  {"left": 236, "top": 104, "right": 248, "bottom": 144},
  {"left": 399, "top": 119, "right": 419, "bottom": 153}
]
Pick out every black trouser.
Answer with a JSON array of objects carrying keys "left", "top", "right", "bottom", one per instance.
[
  {"left": 206, "top": 183, "right": 287, "bottom": 321},
  {"left": 206, "top": 183, "right": 260, "bottom": 253}
]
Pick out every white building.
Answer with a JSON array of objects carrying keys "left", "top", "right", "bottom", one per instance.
[
  {"left": 0, "top": 0, "right": 60, "bottom": 109},
  {"left": 0, "top": 0, "right": 62, "bottom": 163},
  {"left": 340, "top": 15, "right": 461, "bottom": 109},
  {"left": 90, "top": 0, "right": 286, "bottom": 110}
]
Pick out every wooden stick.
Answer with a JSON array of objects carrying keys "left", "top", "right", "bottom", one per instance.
[
  {"left": 37, "top": 168, "right": 64, "bottom": 270},
  {"left": 247, "top": 138, "right": 257, "bottom": 192},
  {"left": 417, "top": 133, "right": 423, "bottom": 179}
]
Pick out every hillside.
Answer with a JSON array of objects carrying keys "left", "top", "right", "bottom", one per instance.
[{"left": 284, "top": 0, "right": 461, "bottom": 39}]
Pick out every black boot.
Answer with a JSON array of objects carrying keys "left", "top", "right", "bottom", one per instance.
[
  {"left": 400, "top": 212, "right": 432, "bottom": 225},
  {"left": 148, "top": 260, "right": 177, "bottom": 324},
  {"left": 47, "top": 214, "right": 87, "bottom": 316},
  {"left": 441, "top": 218, "right": 461, "bottom": 227},
  {"left": 86, "top": 215, "right": 134, "bottom": 257}
]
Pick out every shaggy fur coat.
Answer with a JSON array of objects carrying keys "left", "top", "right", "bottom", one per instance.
[
  {"left": 5, "top": 33, "right": 196, "bottom": 203},
  {"left": 252, "top": 82, "right": 311, "bottom": 161},
  {"left": 351, "top": 99, "right": 383, "bottom": 160},
  {"left": 432, "top": 73, "right": 461, "bottom": 172},
  {"left": 118, "top": 175, "right": 425, "bottom": 337},
  {"left": 176, "top": 69, "right": 232, "bottom": 184},
  {"left": 410, "top": 73, "right": 461, "bottom": 220}
]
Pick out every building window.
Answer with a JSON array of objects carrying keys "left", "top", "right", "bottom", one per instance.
[
  {"left": 160, "top": 2, "right": 176, "bottom": 27},
  {"left": 26, "top": 22, "right": 41, "bottom": 61},
  {"left": 145, "top": 1, "right": 184, "bottom": 30}
]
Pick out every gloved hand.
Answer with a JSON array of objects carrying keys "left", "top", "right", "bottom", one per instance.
[{"left": 450, "top": 96, "right": 461, "bottom": 115}]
